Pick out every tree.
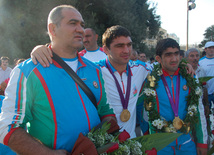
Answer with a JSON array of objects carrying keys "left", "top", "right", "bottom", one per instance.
[
  {"left": 0, "top": 0, "right": 160, "bottom": 62},
  {"left": 199, "top": 25, "right": 214, "bottom": 48}
]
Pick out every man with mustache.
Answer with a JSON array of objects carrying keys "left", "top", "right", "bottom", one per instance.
[
  {"left": 185, "top": 48, "right": 206, "bottom": 78},
  {"left": 185, "top": 47, "right": 209, "bottom": 123},
  {"left": 140, "top": 38, "right": 207, "bottom": 154},
  {"left": 79, "top": 28, "right": 107, "bottom": 62},
  {"left": 0, "top": 5, "right": 115, "bottom": 155}
]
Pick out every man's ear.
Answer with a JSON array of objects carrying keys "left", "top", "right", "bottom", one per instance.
[
  {"left": 95, "top": 34, "right": 98, "bottom": 41},
  {"left": 48, "top": 23, "right": 57, "bottom": 37},
  {"left": 103, "top": 45, "right": 110, "bottom": 55},
  {"left": 155, "top": 55, "right": 162, "bottom": 63}
]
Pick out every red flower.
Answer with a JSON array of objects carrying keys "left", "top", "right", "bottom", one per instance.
[
  {"left": 202, "top": 82, "right": 207, "bottom": 86},
  {"left": 118, "top": 130, "right": 130, "bottom": 143},
  {"left": 212, "top": 130, "right": 214, "bottom": 135},
  {"left": 145, "top": 148, "right": 157, "bottom": 155},
  {"left": 106, "top": 143, "right": 119, "bottom": 153}
]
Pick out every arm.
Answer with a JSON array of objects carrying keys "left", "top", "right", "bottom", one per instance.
[
  {"left": 8, "top": 128, "right": 68, "bottom": 155},
  {"left": 31, "top": 45, "right": 53, "bottom": 67},
  {"left": 96, "top": 70, "right": 115, "bottom": 120},
  {"left": 0, "top": 66, "right": 68, "bottom": 155}
]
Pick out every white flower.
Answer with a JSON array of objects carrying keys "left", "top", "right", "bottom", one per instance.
[
  {"left": 157, "top": 70, "right": 163, "bottom": 76},
  {"left": 144, "top": 88, "right": 154, "bottom": 96},
  {"left": 195, "top": 87, "right": 202, "bottom": 96},
  {"left": 188, "top": 105, "right": 197, "bottom": 113},
  {"left": 152, "top": 119, "right": 158, "bottom": 127},
  {"left": 169, "top": 124, "right": 177, "bottom": 133},
  {"left": 151, "top": 90, "right": 156, "bottom": 96},
  {"left": 188, "top": 111, "right": 194, "bottom": 116},
  {"left": 156, "top": 119, "right": 164, "bottom": 129}
]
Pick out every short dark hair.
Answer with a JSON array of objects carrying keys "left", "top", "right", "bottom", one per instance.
[
  {"left": 156, "top": 38, "right": 180, "bottom": 57},
  {"left": 102, "top": 25, "right": 131, "bottom": 49}
]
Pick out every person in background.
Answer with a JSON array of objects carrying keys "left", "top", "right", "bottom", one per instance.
[
  {"left": 138, "top": 53, "right": 147, "bottom": 62},
  {"left": 0, "top": 56, "right": 12, "bottom": 95},
  {"left": 130, "top": 48, "right": 139, "bottom": 61},
  {"left": 185, "top": 48, "right": 206, "bottom": 78},
  {"left": 0, "top": 57, "right": 12, "bottom": 84},
  {"left": 180, "top": 50, "right": 185, "bottom": 59},
  {"left": 0, "top": 58, "right": 26, "bottom": 95},
  {"left": 199, "top": 41, "right": 214, "bottom": 108},
  {"left": 0, "top": 5, "right": 115, "bottom": 155},
  {"left": 138, "top": 52, "right": 152, "bottom": 70},
  {"left": 79, "top": 28, "right": 107, "bottom": 62},
  {"left": 185, "top": 48, "right": 209, "bottom": 120},
  {"left": 139, "top": 38, "right": 207, "bottom": 155}
]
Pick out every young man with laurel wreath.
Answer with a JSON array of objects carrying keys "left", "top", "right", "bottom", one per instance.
[{"left": 139, "top": 38, "right": 208, "bottom": 155}]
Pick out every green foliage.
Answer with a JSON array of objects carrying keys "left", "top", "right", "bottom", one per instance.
[
  {"left": 0, "top": 0, "right": 160, "bottom": 61},
  {"left": 199, "top": 25, "right": 214, "bottom": 48},
  {"left": 133, "top": 133, "right": 182, "bottom": 152}
]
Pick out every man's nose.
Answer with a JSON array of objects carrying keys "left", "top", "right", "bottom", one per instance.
[{"left": 76, "top": 24, "right": 84, "bottom": 34}]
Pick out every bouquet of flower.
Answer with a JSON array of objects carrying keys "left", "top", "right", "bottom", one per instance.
[{"left": 87, "top": 121, "right": 182, "bottom": 155}]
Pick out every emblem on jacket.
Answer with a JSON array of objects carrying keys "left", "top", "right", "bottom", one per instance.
[
  {"left": 93, "top": 81, "right": 98, "bottom": 88},
  {"left": 133, "top": 85, "right": 137, "bottom": 96},
  {"left": 183, "top": 85, "right": 187, "bottom": 91}
]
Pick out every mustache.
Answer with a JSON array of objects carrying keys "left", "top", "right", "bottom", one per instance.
[
  {"left": 193, "top": 60, "right": 198, "bottom": 63},
  {"left": 83, "top": 41, "right": 89, "bottom": 44}
]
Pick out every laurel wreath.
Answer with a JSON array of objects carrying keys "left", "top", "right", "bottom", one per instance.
[{"left": 143, "top": 60, "right": 202, "bottom": 133}]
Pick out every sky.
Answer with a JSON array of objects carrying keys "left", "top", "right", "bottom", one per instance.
[{"left": 148, "top": 0, "right": 214, "bottom": 45}]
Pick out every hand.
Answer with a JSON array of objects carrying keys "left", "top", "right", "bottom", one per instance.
[
  {"left": 197, "top": 147, "right": 207, "bottom": 155},
  {"left": 71, "top": 133, "right": 98, "bottom": 155},
  {"left": 186, "top": 63, "right": 195, "bottom": 77},
  {"left": 0, "top": 81, "right": 7, "bottom": 91},
  {"left": 31, "top": 45, "right": 53, "bottom": 67},
  {"left": 96, "top": 117, "right": 119, "bottom": 134}
]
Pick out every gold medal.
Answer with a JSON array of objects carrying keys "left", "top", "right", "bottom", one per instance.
[
  {"left": 145, "top": 102, "right": 153, "bottom": 111},
  {"left": 120, "top": 109, "right": 131, "bottom": 122},
  {"left": 183, "top": 123, "right": 191, "bottom": 134},
  {"left": 148, "top": 75, "right": 156, "bottom": 87},
  {"left": 173, "top": 116, "right": 183, "bottom": 130}
]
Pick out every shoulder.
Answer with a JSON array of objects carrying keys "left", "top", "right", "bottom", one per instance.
[
  {"left": 15, "top": 58, "right": 43, "bottom": 78},
  {"left": 94, "top": 59, "right": 107, "bottom": 68},
  {"left": 7, "top": 67, "right": 12, "bottom": 71},
  {"left": 199, "top": 56, "right": 207, "bottom": 62},
  {"left": 80, "top": 57, "right": 101, "bottom": 71},
  {"left": 129, "top": 60, "right": 151, "bottom": 71}
]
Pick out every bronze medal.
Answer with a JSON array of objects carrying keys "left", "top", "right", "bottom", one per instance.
[
  {"left": 173, "top": 116, "right": 183, "bottom": 130},
  {"left": 120, "top": 109, "right": 131, "bottom": 122}
]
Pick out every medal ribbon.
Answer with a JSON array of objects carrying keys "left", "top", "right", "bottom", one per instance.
[
  {"left": 161, "top": 74, "right": 180, "bottom": 117},
  {"left": 106, "top": 59, "right": 131, "bottom": 109}
]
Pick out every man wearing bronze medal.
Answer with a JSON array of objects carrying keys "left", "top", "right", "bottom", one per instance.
[{"left": 140, "top": 38, "right": 208, "bottom": 154}]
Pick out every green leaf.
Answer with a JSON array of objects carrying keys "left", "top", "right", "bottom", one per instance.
[
  {"left": 133, "top": 133, "right": 182, "bottom": 152},
  {"left": 97, "top": 142, "right": 118, "bottom": 154},
  {"left": 208, "top": 145, "right": 214, "bottom": 155},
  {"left": 199, "top": 76, "right": 214, "bottom": 83}
]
